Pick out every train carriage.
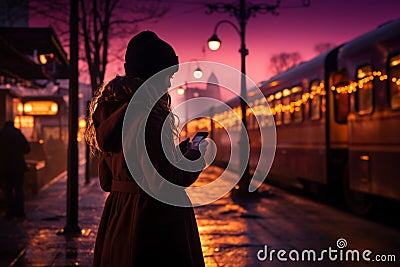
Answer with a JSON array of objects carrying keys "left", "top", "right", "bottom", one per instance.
[
  {"left": 259, "top": 49, "right": 340, "bottom": 188},
  {"left": 263, "top": 19, "right": 400, "bottom": 213},
  {"left": 188, "top": 19, "right": 400, "bottom": 214},
  {"left": 332, "top": 19, "right": 400, "bottom": 212}
]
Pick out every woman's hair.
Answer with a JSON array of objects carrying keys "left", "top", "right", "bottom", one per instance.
[
  {"left": 85, "top": 31, "right": 179, "bottom": 156},
  {"left": 85, "top": 76, "right": 179, "bottom": 156}
]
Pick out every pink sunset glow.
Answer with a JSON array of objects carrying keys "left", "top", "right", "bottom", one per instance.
[
  {"left": 109, "top": 0, "right": 400, "bottom": 84},
  {"left": 31, "top": 0, "right": 400, "bottom": 85}
]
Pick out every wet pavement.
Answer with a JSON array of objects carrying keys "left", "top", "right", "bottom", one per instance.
[
  {"left": 0, "top": 164, "right": 105, "bottom": 267},
  {"left": 194, "top": 168, "right": 400, "bottom": 267},
  {"left": 0, "top": 165, "right": 399, "bottom": 266}
]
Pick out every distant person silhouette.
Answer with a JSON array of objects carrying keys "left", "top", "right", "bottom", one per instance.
[
  {"left": 86, "top": 31, "right": 207, "bottom": 266},
  {"left": 0, "top": 120, "right": 30, "bottom": 218}
]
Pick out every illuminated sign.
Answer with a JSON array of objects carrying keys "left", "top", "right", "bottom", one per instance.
[{"left": 23, "top": 101, "right": 58, "bottom": 115}]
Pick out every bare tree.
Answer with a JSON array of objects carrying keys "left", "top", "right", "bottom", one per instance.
[
  {"left": 0, "top": 0, "right": 29, "bottom": 26},
  {"left": 269, "top": 52, "right": 302, "bottom": 75},
  {"left": 30, "top": 0, "right": 168, "bottom": 92},
  {"left": 314, "top": 42, "right": 335, "bottom": 55}
]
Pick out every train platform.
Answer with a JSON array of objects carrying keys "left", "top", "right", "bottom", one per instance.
[{"left": 0, "top": 165, "right": 399, "bottom": 267}]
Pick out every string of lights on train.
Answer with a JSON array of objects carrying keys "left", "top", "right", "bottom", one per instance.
[
  {"left": 329, "top": 71, "right": 396, "bottom": 94},
  {"left": 262, "top": 71, "right": 399, "bottom": 115},
  {"left": 210, "top": 71, "right": 399, "bottom": 129}
]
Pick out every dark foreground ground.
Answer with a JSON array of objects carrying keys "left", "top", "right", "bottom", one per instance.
[{"left": 0, "top": 165, "right": 399, "bottom": 267}]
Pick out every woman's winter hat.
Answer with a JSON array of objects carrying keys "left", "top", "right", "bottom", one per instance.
[{"left": 124, "top": 31, "right": 179, "bottom": 80}]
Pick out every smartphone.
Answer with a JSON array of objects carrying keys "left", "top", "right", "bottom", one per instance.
[{"left": 191, "top": 131, "right": 208, "bottom": 146}]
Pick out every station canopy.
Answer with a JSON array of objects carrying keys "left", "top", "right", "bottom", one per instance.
[{"left": 0, "top": 28, "right": 69, "bottom": 82}]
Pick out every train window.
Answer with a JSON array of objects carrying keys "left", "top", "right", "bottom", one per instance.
[
  {"left": 332, "top": 71, "right": 350, "bottom": 123},
  {"left": 355, "top": 65, "right": 373, "bottom": 115},
  {"left": 14, "top": 115, "right": 34, "bottom": 129},
  {"left": 16, "top": 115, "right": 37, "bottom": 141},
  {"left": 263, "top": 95, "right": 274, "bottom": 127},
  {"left": 389, "top": 54, "right": 400, "bottom": 110},
  {"left": 282, "top": 89, "right": 291, "bottom": 124},
  {"left": 291, "top": 86, "right": 303, "bottom": 123},
  {"left": 310, "top": 80, "right": 322, "bottom": 120},
  {"left": 273, "top": 92, "right": 282, "bottom": 126}
]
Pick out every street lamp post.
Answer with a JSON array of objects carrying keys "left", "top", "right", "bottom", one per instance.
[
  {"left": 207, "top": 3, "right": 252, "bottom": 196},
  {"left": 206, "top": 0, "right": 309, "bottom": 196}
]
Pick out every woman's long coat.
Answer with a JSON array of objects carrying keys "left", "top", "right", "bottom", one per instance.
[{"left": 91, "top": 83, "right": 205, "bottom": 267}]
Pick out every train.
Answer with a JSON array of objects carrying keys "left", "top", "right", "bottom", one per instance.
[
  {"left": 186, "top": 19, "right": 400, "bottom": 215},
  {"left": 0, "top": 87, "right": 68, "bottom": 194}
]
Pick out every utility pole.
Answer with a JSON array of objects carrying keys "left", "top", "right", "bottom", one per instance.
[
  {"left": 237, "top": 0, "right": 250, "bottom": 196},
  {"left": 63, "top": 0, "right": 81, "bottom": 234},
  {"left": 85, "top": 100, "right": 91, "bottom": 184}
]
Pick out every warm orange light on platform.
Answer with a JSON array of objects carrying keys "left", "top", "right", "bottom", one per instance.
[
  {"left": 14, "top": 116, "right": 34, "bottom": 128},
  {"left": 17, "top": 103, "right": 23, "bottom": 114},
  {"left": 78, "top": 118, "right": 87, "bottom": 129}
]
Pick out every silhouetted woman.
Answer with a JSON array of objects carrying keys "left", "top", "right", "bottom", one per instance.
[{"left": 86, "top": 31, "right": 206, "bottom": 266}]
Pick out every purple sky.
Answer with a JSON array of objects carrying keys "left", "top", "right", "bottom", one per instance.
[
  {"left": 117, "top": 0, "right": 398, "bottom": 84},
  {"left": 30, "top": 0, "right": 400, "bottom": 85}
]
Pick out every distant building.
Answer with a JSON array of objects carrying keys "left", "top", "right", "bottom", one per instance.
[
  {"left": 183, "top": 72, "right": 224, "bottom": 101},
  {"left": 206, "top": 72, "right": 236, "bottom": 102}
]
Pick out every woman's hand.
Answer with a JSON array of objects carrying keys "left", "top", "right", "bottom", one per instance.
[
  {"left": 177, "top": 137, "right": 190, "bottom": 154},
  {"left": 198, "top": 139, "right": 208, "bottom": 155},
  {"left": 188, "top": 139, "right": 208, "bottom": 154}
]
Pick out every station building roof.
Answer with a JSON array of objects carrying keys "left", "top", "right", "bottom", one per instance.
[{"left": 0, "top": 27, "right": 69, "bottom": 83}]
